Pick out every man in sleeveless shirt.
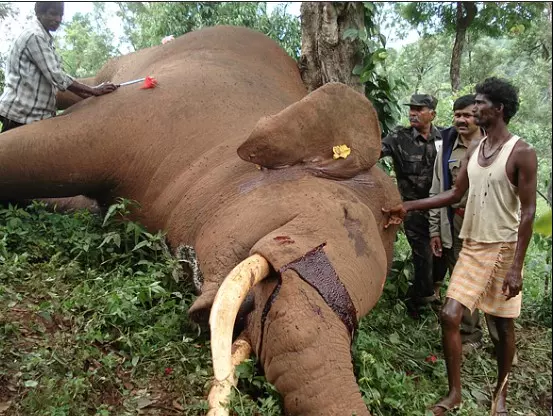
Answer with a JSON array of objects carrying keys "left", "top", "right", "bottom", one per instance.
[
  {"left": 383, "top": 77, "right": 537, "bottom": 415},
  {"left": 429, "top": 94, "right": 492, "bottom": 353}
]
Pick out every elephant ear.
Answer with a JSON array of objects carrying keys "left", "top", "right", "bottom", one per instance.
[{"left": 237, "top": 82, "right": 382, "bottom": 179}]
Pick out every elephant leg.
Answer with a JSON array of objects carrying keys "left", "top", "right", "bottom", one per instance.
[
  {"left": 38, "top": 196, "right": 102, "bottom": 213},
  {"left": 249, "top": 271, "right": 370, "bottom": 416}
]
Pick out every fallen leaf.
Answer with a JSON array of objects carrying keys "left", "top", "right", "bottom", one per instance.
[
  {"left": 136, "top": 397, "right": 154, "bottom": 409},
  {"left": 172, "top": 400, "right": 184, "bottom": 411},
  {"left": 0, "top": 401, "right": 12, "bottom": 414}
]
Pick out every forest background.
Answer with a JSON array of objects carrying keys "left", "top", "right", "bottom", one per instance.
[{"left": 0, "top": 2, "right": 551, "bottom": 416}]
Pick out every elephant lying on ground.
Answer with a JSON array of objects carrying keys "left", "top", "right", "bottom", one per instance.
[{"left": 0, "top": 26, "right": 401, "bottom": 415}]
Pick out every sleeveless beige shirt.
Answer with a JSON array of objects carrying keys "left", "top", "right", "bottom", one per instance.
[{"left": 459, "top": 135, "right": 521, "bottom": 242}]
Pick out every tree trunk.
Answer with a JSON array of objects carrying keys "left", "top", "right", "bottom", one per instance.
[
  {"left": 450, "top": 2, "right": 477, "bottom": 92},
  {"left": 547, "top": 175, "right": 553, "bottom": 206},
  {"left": 467, "top": 31, "right": 473, "bottom": 85},
  {"left": 299, "top": 2, "right": 365, "bottom": 94},
  {"left": 546, "top": 3, "right": 552, "bottom": 101}
]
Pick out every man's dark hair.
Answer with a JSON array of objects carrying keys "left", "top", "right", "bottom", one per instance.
[
  {"left": 35, "top": 2, "right": 64, "bottom": 15},
  {"left": 475, "top": 77, "right": 519, "bottom": 124},
  {"left": 453, "top": 94, "right": 475, "bottom": 111}
]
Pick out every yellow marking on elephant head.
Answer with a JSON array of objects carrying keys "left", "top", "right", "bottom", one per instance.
[{"left": 333, "top": 144, "right": 351, "bottom": 160}]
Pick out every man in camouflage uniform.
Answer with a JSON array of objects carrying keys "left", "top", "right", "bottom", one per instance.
[{"left": 381, "top": 94, "right": 442, "bottom": 316}]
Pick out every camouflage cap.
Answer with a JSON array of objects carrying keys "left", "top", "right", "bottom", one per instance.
[{"left": 403, "top": 94, "right": 438, "bottom": 110}]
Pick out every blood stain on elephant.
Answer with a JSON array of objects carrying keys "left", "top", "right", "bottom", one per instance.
[
  {"left": 281, "top": 244, "right": 358, "bottom": 338},
  {"left": 274, "top": 235, "right": 295, "bottom": 245},
  {"left": 342, "top": 207, "right": 368, "bottom": 257}
]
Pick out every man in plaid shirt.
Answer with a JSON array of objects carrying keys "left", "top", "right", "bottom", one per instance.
[{"left": 0, "top": 2, "right": 118, "bottom": 133}]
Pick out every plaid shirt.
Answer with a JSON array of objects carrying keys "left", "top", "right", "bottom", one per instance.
[{"left": 0, "top": 18, "right": 74, "bottom": 124}]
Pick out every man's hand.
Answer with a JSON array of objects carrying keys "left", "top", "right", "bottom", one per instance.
[
  {"left": 68, "top": 81, "right": 119, "bottom": 99},
  {"left": 502, "top": 266, "right": 523, "bottom": 300},
  {"left": 382, "top": 203, "right": 407, "bottom": 229},
  {"left": 430, "top": 236, "right": 443, "bottom": 257},
  {"left": 92, "top": 82, "right": 119, "bottom": 96}
]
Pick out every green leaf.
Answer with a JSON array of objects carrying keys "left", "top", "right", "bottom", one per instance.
[
  {"left": 534, "top": 209, "right": 552, "bottom": 237},
  {"left": 132, "top": 240, "right": 151, "bottom": 251},
  {"left": 342, "top": 28, "right": 359, "bottom": 40},
  {"left": 102, "top": 204, "right": 119, "bottom": 226},
  {"left": 352, "top": 63, "right": 364, "bottom": 75},
  {"left": 389, "top": 332, "right": 400, "bottom": 344},
  {"left": 131, "top": 356, "right": 140, "bottom": 367}
]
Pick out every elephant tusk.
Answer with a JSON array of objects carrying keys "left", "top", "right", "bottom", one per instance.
[
  {"left": 207, "top": 254, "right": 270, "bottom": 416},
  {"left": 207, "top": 337, "right": 252, "bottom": 416}
]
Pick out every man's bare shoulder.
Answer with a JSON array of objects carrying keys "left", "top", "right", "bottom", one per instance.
[
  {"left": 513, "top": 138, "right": 535, "bottom": 153},
  {"left": 512, "top": 138, "right": 537, "bottom": 164},
  {"left": 465, "top": 138, "right": 482, "bottom": 159}
]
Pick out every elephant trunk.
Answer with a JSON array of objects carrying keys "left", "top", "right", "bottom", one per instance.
[{"left": 249, "top": 272, "right": 371, "bottom": 416}]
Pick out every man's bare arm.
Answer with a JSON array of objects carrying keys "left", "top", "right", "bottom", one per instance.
[
  {"left": 512, "top": 142, "right": 538, "bottom": 271},
  {"left": 67, "top": 80, "right": 118, "bottom": 98},
  {"left": 383, "top": 141, "right": 479, "bottom": 227},
  {"left": 504, "top": 143, "right": 538, "bottom": 298}
]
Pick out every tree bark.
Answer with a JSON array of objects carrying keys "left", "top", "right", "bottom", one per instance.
[
  {"left": 299, "top": 2, "right": 365, "bottom": 94},
  {"left": 547, "top": 175, "right": 553, "bottom": 206},
  {"left": 450, "top": 2, "right": 477, "bottom": 92}
]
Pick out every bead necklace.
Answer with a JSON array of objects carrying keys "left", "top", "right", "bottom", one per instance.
[{"left": 481, "top": 134, "right": 511, "bottom": 160}]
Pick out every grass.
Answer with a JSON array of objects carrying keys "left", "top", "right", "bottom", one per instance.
[{"left": 0, "top": 201, "right": 551, "bottom": 415}]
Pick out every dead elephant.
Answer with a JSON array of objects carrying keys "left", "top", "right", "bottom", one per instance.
[{"left": 0, "top": 26, "right": 401, "bottom": 416}]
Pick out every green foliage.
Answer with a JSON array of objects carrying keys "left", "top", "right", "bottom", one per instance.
[
  {"left": 0, "top": 200, "right": 211, "bottom": 414},
  {"left": 114, "top": 2, "right": 301, "bottom": 59},
  {"left": 0, "top": 55, "right": 5, "bottom": 94},
  {"left": 507, "top": 3, "right": 552, "bottom": 62},
  {"left": 521, "top": 232, "right": 552, "bottom": 327},
  {"left": 0, "top": 2, "right": 18, "bottom": 93},
  {"left": 397, "top": 2, "right": 545, "bottom": 40},
  {"left": 534, "top": 209, "right": 552, "bottom": 237},
  {"left": 0, "top": 2, "right": 15, "bottom": 20},
  {"left": 56, "top": 3, "right": 118, "bottom": 78},
  {"left": 1, "top": 201, "right": 550, "bottom": 415},
  {"left": 394, "top": 2, "right": 547, "bottom": 91},
  {"left": 344, "top": 3, "right": 407, "bottom": 136},
  {"left": 386, "top": 7, "right": 551, "bottom": 194}
]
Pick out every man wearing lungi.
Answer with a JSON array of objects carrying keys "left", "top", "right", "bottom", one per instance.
[{"left": 383, "top": 77, "right": 537, "bottom": 415}]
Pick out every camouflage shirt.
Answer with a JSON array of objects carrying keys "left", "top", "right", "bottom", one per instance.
[{"left": 381, "top": 125, "right": 442, "bottom": 201}]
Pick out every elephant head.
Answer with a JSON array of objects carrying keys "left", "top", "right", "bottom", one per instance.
[{"left": 0, "top": 26, "right": 400, "bottom": 415}]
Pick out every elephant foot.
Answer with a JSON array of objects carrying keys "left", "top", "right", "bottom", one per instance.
[
  {"left": 188, "top": 288, "right": 218, "bottom": 325},
  {"left": 189, "top": 285, "right": 255, "bottom": 339}
]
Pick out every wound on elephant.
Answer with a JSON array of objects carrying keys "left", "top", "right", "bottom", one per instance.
[{"left": 259, "top": 243, "right": 358, "bottom": 351}]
